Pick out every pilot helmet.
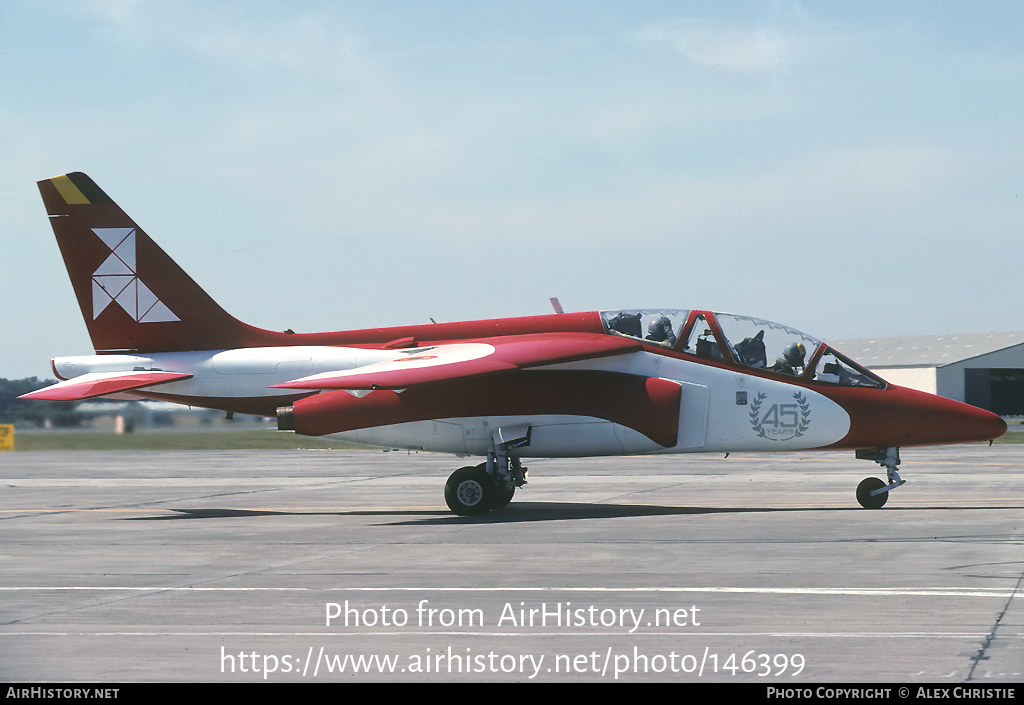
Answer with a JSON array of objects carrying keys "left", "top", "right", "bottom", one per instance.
[
  {"left": 784, "top": 342, "right": 806, "bottom": 366},
  {"left": 648, "top": 316, "right": 670, "bottom": 337}
]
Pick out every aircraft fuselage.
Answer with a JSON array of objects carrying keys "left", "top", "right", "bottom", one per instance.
[{"left": 26, "top": 172, "right": 1008, "bottom": 514}]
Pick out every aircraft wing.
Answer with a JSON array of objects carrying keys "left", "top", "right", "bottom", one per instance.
[
  {"left": 272, "top": 333, "right": 642, "bottom": 391},
  {"left": 18, "top": 371, "right": 193, "bottom": 401}
]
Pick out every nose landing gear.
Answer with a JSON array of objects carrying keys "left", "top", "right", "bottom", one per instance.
[{"left": 855, "top": 447, "right": 905, "bottom": 509}]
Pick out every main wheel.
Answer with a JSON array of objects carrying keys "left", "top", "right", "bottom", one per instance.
[
  {"left": 856, "top": 477, "right": 888, "bottom": 509},
  {"left": 444, "top": 465, "right": 494, "bottom": 516}
]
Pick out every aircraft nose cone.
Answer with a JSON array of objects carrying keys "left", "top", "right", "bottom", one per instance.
[
  {"left": 837, "top": 385, "right": 1007, "bottom": 448},
  {"left": 890, "top": 386, "right": 1006, "bottom": 446},
  {"left": 973, "top": 405, "right": 1008, "bottom": 440},
  {"left": 940, "top": 396, "right": 1005, "bottom": 443}
]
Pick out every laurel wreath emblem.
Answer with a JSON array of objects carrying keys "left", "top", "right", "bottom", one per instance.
[
  {"left": 749, "top": 393, "right": 766, "bottom": 436},
  {"left": 749, "top": 391, "right": 812, "bottom": 441}
]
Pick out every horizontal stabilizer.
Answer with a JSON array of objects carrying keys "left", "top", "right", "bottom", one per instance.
[
  {"left": 272, "top": 333, "right": 641, "bottom": 391},
  {"left": 19, "top": 371, "right": 193, "bottom": 401}
]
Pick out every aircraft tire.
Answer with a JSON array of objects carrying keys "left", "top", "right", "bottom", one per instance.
[
  {"left": 445, "top": 465, "right": 494, "bottom": 516},
  {"left": 856, "top": 477, "right": 888, "bottom": 509}
]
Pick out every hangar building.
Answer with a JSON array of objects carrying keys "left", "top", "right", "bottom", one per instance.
[{"left": 830, "top": 332, "right": 1024, "bottom": 416}]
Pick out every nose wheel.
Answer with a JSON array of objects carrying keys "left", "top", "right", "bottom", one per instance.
[
  {"left": 856, "top": 477, "right": 889, "bottom": 509},
  {"left": 855, "top": 447, "right": 905, "bottom": 509}
]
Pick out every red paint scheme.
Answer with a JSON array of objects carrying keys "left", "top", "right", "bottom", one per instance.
[
  {"left": 289, "top": 371, "right": 683, "bottom": 448},
  {"left": 27, "top": 172, "right": 1011, "bottom": 512},
  {"left": 32, "top": 172, "right": 1007, "bottom": 453},
  {"left": 817, "top": 384, "right": 1008, "bottom": 449},
  {"left": 272, "top": 333, "right": 641, "bottom": 390},
  {"left": 18, "top": 371, "right": 193, "bottom": 401}
]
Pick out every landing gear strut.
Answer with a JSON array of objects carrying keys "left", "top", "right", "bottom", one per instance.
[
  {"left": 443, "top": 425, "right": 530, "bottom": 516},
  {"left": 855, "top": 447, "right": 905, "bottom": 509}
]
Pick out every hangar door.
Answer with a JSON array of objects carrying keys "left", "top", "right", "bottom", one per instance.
[{"left": 965, "top": 369, "right": 1024, "bottom": 415}]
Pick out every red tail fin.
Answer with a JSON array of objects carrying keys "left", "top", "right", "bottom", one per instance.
[{"left": 39, "top": 173, "right": 283, "bottom": 353}]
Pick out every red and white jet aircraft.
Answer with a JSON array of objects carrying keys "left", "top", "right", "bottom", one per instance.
[{"left": 24, "top": 172, "right": 1007, "bottom": 514}]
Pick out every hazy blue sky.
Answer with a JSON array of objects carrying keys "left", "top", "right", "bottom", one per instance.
[{"left": 2, "top": 1, "right": 1022, "bottom": 379}]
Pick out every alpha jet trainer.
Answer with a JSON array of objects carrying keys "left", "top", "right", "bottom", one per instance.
[{"left": 23, "top": 173, "right": 1007, "bottom": 515}]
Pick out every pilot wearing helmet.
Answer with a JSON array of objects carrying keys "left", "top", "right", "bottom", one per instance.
[
  {"left": 645, "top": 316, "right": 677, "bottom": 347},
  {"left": 771, "top": 341, "right": 806, "bottom": 376}
]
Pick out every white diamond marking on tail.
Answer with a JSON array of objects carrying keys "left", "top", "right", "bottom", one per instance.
[{"left": 90, "top": 228, "right": 180, "bottom": 322}]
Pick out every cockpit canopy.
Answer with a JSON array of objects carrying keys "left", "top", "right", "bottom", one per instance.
[
  {"left": 601, "top": 309, "right": 689, "bottom": 349},
  {"left": 599, "top": 309, "right": 885, "bottom": 389}
]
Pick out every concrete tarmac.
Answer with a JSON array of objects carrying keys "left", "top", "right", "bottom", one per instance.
[{"left": 0, "top": 445, "right": 1021, "bottom": 683}]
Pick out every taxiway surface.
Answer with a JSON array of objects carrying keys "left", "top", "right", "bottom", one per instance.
[{"left": 1, "top": 445, "right": 1021, "bottom": 682}]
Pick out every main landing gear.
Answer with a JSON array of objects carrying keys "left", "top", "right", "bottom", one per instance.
[
  {"left": 444, "top": 425, "right": 530, "bottom": 516},
  {"left": 855, "top": 447, "right": 906, "bottom": 509}
]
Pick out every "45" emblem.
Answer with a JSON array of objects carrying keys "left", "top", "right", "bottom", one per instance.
[{"left": 749, "top": 392, "right": 811, "bottom": 441}]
